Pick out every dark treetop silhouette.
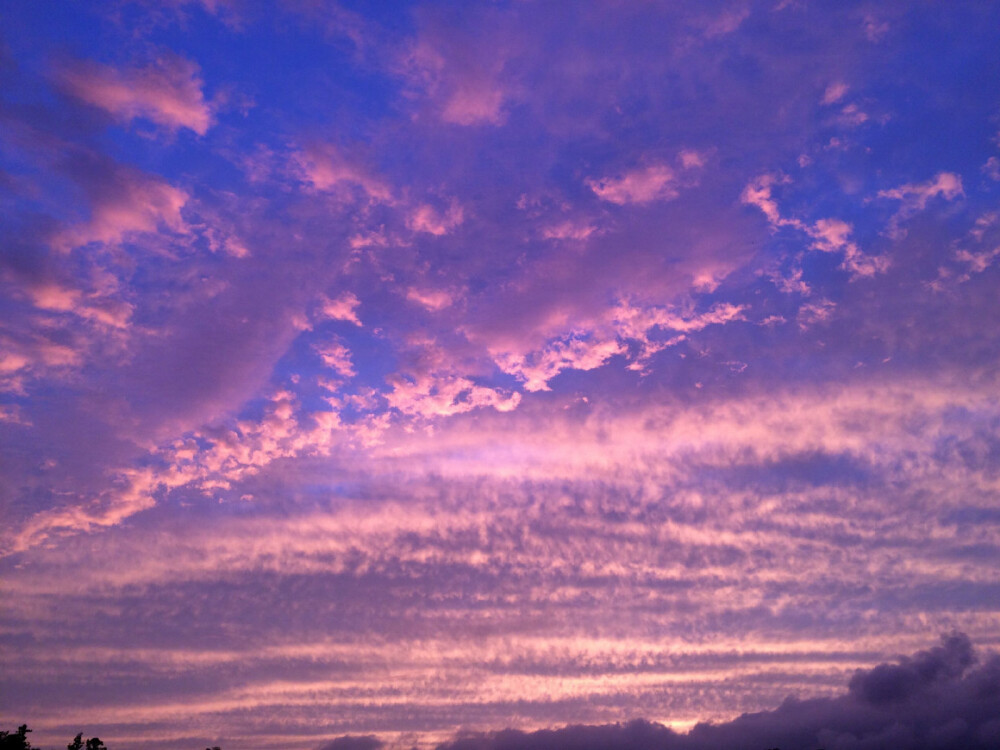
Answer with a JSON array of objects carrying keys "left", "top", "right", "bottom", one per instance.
[{"left": 0, "top": 729, "right": 107, "bottom": 750}]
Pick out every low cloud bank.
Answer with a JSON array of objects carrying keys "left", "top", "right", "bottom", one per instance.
[
  {"left": 325, "top": 633, "right": 1000, "bottom": 750},
  {"left": 440, "top": 633, "right": 1000, "bottom": 750}
]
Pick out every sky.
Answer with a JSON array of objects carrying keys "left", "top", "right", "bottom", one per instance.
[{"left": 1, "top": 0, "right": 999, "bottom": 748}]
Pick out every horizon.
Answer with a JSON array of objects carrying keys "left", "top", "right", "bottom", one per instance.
[{"left": 2, "top": 1, "right": 999, "bottom": 749}]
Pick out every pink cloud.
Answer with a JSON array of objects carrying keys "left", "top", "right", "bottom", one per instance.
[
  {"left": 821, "top": 81, "right": 849, "bottom": 105},
  {"left": 0, "top": 404, "right": 31, "bottom": 425},
  {"left": 678, "top": 149, "right": 708, "bottom": 169},
  {"left": 200, "top": 222, "right": 251, "bottom": 258},
  {"left": 319, "top": 292, "right": 363, "bottom": 326},
  {"left": 26, "top": 280, "right": 133, "bottom": 329},
  {"left": 765, "top": 266, "right": 811, "bottom": 295},
  {"left": 806, "top": 219, "right": 891, "bottom": 277},
  {"left": 741, "top": 173, "right": 802, "bottom": 229},
  {"left": 129, "top": 392, "right": 343, "bottom": 502},
  {"left": 12, "top": 366, "right": 994, "bottom": 556},
  {"left": 805, "top": 219, "right": 890, "bottom": 278},
  {"left": 798, "top": 298, "right": 836, "bottom": 328},
  {"left": 494, "top": 335, "right": 627, "bottom": 392},
  {"left": 407, "top": 201, "right": 464, "bottom": 235},
  {"left": 52, "top": 169, "right": 189, "bottom": 252},
  {"left": 744, "top": 176, "right": 889, "bottom": 279},
  {"left": 0, "top": 260, "right": 138, "bottom": 394},
  {"left": 983, "top": 156, "right": 1000, "bottom": 181},
  {"left": 877, "top": 172, "right": 964, "bottom": 237},
  {"left": 403, "top": 35, "right": 510, "bottom": 127},
  {"left": 26, "top": 282, "right": 81, "bottom": 314},
  {"left": 58, "top": 54, "right": 213, "bottom": 134},
  {"left": 808, "top": 217, "right": 853, "bottom": 253},
  {"left": 613, "top": 300, "right": 747, "bottom": 370},
  {"left": 588, "top": 164, "right": 680, "bottom": 205},
  {"left": 314, "top": 337, "right": 356, "bottom": 378},
  {"left": 0, "top": 331, "right": 85, "bottom": 393},
  {"left": 840, "top": 247, "right": 891, "bottom": 277},
  {"left": 863, "top": 14, "right": 890, "bottom": 42},
  {"left": 386, "top": 371, "right": 520, "bottom": 417},
  {"left": 442, "top": 82, "right": 506, "bottom": 126},
  {"left": 837, "top": 103, "right": 869, "bottom": 127},
  {"left": 348, "top": 229, "right": 388, "bottom": 250},
  {"left": 12, "top": 465, "right": 162, "bottom": 553},
  {"left": 459, "top": 194, "right": 752, "bottom": 370},
  {"left": 613, "top": 301, "right": 747, "bottom": 339},
  {"left": 478, "top": 296, "right": 748, "bottom": 392},
  {"left": 406, "top": 287, "right": 454, "bottom": 311},
  {"left": 969, "top": 210, "right": 998, "bottom": 242},
  {"left": 540, "top": 219, "right": 597, "bottom": 242},
  {"left": 10, "top": 389, "right": 344, "bottom": 552},
  {"left": 954, "top": 247, "right": 1000, "bottom": 275},
  {"left": 703, "top": 6, "right": 751, "bottom": 37},
  {"left": 294, "top": 143, "right": 392, "bottom": 202},
  {"left": 950, "top": 211, "right": 1000, "bottom": 280}
]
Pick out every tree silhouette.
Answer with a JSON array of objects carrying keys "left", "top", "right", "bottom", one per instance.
[
  {"left": 0, "top": 725, "right": 33, "bottom": 750},
  {"left": 66, "top": 732, "right": 105, "bottom": 750}
]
